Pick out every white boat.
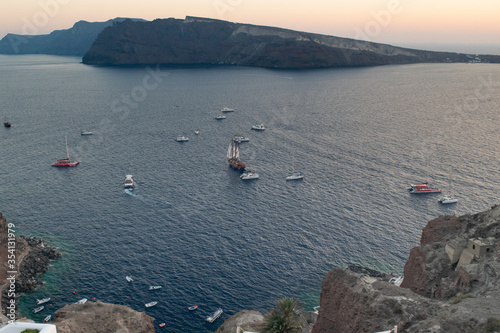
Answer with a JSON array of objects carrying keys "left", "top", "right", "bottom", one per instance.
[
  {"left": 43, "top": 315, "right": 52, "bottom": 322},
  {"left": 286, "top": 172, "right": 304, "bottom": 181},
  {"left": 145, "top": 301, "right": 158, "bottom": 308},
  {"left": 206, "top": 308, "right": 223, "bottom": 322},
  {"left": 33, "top": 306, "right": 44, "bottom": 313},
  {"left": 240, "top": 171, "right": 259, "bottom": 180},
  {"left": 80, "top": 130, "right": 93, "bottom": 135},
  {"left": 124, "top": 175, "right": 134, "bottom": 189},
  {"left": 195, "top": 129, "right": 200, "bottom": 135},
  {"left": 251, "top": 124, "right": 265, "bottom": 131},
  {"left": 176, "top": 136, "right": 189, "bottom": 142},
  {"left": 126, "top": 275, "right": 133, "bottom": 282},
  {"left": 149, "top": 285, "right": 162, "bottom": 290},
  {"left": 234, "top": 135, "right": 249, "bottom": 142},
  {"left": 36, "top": 297, "right": 51, "bottom": 305},
  {"left": 389, "top": 276, "right": 404, "bottom": 286},
  {"left": 215, "top": 114, "right": 226, "bottom": 120},
  {"left": 77, "top": 298, "right": 87, "bottom": 304},
  {"left": 221, "top": 107, "right": 234, "bottom": 112},
  {"left": 439, "top": 196, "right": 458, "bottom": 204}
]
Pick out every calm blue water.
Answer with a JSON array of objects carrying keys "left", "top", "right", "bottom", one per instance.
[{"left": 1, "top": 55, "right": 500, "bottom": 331}]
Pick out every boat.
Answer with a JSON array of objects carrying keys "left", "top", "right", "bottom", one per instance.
[
  {"left": 221, "top": 107, "right": 234, "bottom": 112},
  {"left": 126, "top": 276, "right": 133, "bottom": 282},
  {"left": 159, "top": 323, "right": 166, "bottom": 327},
  {"left": 286, "top": 172, "right": 304, "bottom": 181},
  {"left": 36, "top": 297, "right": 51, "bottom": 305},
  {"left": 52, "top": 135, "right": 80, "bottom": 167},
  {"left": 389, "top": 276, "right": 404, "bottom": 286},
  {"left": 3, "top": 121, "right": 11, "bottom": 127},
  {"left": 215, "top": 114, "right": 226, "bottom": 120},
  {"left": 124, "top": 175, "right": 134, "bottom": 189},
  {"left": 206, "top": 308, "right": 223, "bottom": 323},
  {"left": 195, "top": 129, "right": 200, "bottom": 135},
  {"left": 188, "top": 305, "right": 198, "bottom": 311},
  {"left": 80, "top": 130, "right": 93, "bottom": 135},
  {"left": 407, "top": 182, "right": 428, "bottom": 190},
  {"left": 145, "top": 301, "right": 158, "bottom": 308},
  {"left": 251, "top": 124, "right": 265, "bottom": 131},
  {"left": 33, "top": 306, "right": 44, "bottom": 313},
  {"left": 439, "top": 196, "right": 458, "bottom": 204},
  {"left": 176, "top": 136, "right": 189, "bottom": 142},
  {"left": 410, "top": 186, "right": 442, "bottom": 194},
  {"left": 227, "top": 139, "right": 246, "bottom": 170},
  {"left": 240, "top": 171, "right": 259, "bottom": 180},
  {"left": 149, "top": 285, "right": 162, "bottom": 290},
  {"left": 43, "top": 315, "right": 52, "bottom": 322},
  {"left": 77, "top": 298, "right": 87, "bottom": 304},
  {"left": 233, "top": 135, "right": 249, "bottom": 142}
]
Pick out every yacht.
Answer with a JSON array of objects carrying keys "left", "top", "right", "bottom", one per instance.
[
  {"left": 221, "top": 107, "right": 234, "bottom": 112},
  {"left": 124, "top": 175, "right": 134, "bottom": 189},
  {"left": 407, "top": 182, "right": 428, "bottom": 190},
  {"left": 234, "top": 135, "right": 249, "bottom": 142},
  {"left": 410, "top": 186, "right": 442, "bottom": 194},
  {"left": 240, "top": 172, "right": 259, "bottom": 180},
  {"left": 439, "top": 196, "right": 458, "bottom": 204},
  {"left": 176, "top": 136, "right": 189, "bottom": 142},
  {"left": 80, "top": 130, "right": 93, "bottom": 135},
  {"left": 286, "top": 172, "right": 304, "bottom": 180},
  {"left": 251, "top": 124, "right": 265, "bottom": 131},
  {"left": 215, "top": 114, "right": 226, "bottom": 120},
  {"left": 52, "top": 136, "right": 80, "bottom": 167},
  {"left": 206, "top": 308, "right": 223, "bottom": 322}
]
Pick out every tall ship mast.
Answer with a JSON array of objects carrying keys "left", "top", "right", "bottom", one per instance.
[{"left": 227, "top": 139, "right": 246, "bottom": 169}]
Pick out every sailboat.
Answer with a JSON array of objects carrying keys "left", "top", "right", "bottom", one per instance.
[
  {"left": 227, "top": 139, "right": 246, "bottom": 169},
  {"left": 52, "top": 136, "right": 80, "bottom": 167},
  {"left": 286, "top": 152, "right": 304, "bottom": 180}
]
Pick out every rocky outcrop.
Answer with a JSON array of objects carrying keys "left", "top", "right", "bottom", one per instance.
[
  {"left": 0, "top": 18, "right": 144, "bottom": 55},
  {"left": 82, "top": 16, "right": 500, "bottom": 68},
  {"left": 215, "top": 310, "right": 264, "bottom": 333},
  {"left": 313, "top": 205, "right": 500, "bottom": 332},
  {"left": 52, "top": 301, "right": 155, "bottom": 333}
]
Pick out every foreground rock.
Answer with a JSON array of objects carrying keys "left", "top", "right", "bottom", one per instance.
[
  {"left": 313, "top": 205, "right": 500, "bottom": 332},
  {"left": 52, "top": 301, "right": 155, "bottom": 333},
  {"left": 215, "top": 310, "right": 264, "bottom": 333},
  {"left": 82, "top": 16, "right": 500, "bottom": 68}
]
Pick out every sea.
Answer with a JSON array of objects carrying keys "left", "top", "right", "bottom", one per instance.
[{"left": 1, "top": 54, "right": 500, "bottom": 332}]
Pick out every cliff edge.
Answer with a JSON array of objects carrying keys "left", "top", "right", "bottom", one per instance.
[{"left": 312, "top": 205, "right": 500, "bottom": 332}]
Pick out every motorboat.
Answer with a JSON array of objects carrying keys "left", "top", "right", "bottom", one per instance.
[
  {"left": 407, "top": 182, "right": 428, "bottom": 190},
  {"left": 195, "top": 129, "right": 200, "bottom": 135},
  {"left": 251, "top": 124, "right": 265, "bottom": 131},
  {"left": 215, "top": 114, "right": 226, "bottom": 120},
  {"left": 43, "top": 315, "right": 52, "bottom": 322},
  {"left": 36, "top": 297, "right": 51, "bottom": 305},
  {"left": 410, "top": 186, "right": 442, "bottom": 194},
  {"left": 33, "top": 306, "right": 44, "bottom": 313},
  {"left": 52, "top": 135, "right": 80, "bottom": 167},
  {"left": 188, "top": 305, "right": 198, "bottom": 311},
  {"left": 159, "top": 323, "right": 166, "bottom": 327},
  {"left": 124, "top": 175, "right": 134, "bottom": 189},
  {"left": 240, "top": 172, "right": 259, "bottom": 180},
  {"left": 77, "top": 298, "right": 87, "bottom": 304},
  {"left": 206, "top": 308, "right": 223, "bottom": 322},
  {"left": 221, "top": 107, "right": 234, "bottom": 112},
  {"left": 126, "top": 276, "right": 133, "bottom": 282},
  {"left": 234, "top": 135, "right": 249, "bottom": 142},
  {"left": 389, "top": 276, "right": 404, "bottom": 286},
  {"left": 439, "top": 196, "right": 458, "bottom": 204},
  {"left": 286, "top": 172, "right": 304, "bottom": 181},
  {"left": 176, "top": 136, "right": 189, "bottom": 142},
  {"left": 80, "top": 130, "right": 93, "bottom": 135},
  {"left": 145, "top": 301, "right": 158, "bottom": 308},
  {"left": 4, "top": 121, "right": 11, "bottom": 127},
  {"left": 149, "top": 285, "right": 162, "bottom": 290}
]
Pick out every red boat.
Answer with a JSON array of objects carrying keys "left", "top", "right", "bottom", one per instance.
[
  {"left": 52, "top": 136, "right": 79, "bottom": 167},
  {"left": 410, "top": 187, "right": 442, "bottom": 194},
  {"left": 408, "top": 182, "right": 428, "bottom": 189}
]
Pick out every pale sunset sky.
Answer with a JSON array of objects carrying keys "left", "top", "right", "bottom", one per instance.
[{"left": 1, "top": 0, "right": 500, "bottom": 53}]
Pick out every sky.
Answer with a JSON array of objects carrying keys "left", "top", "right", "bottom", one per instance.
[{"left": 1, "top": 0, "right": 500, "bottom": 54}]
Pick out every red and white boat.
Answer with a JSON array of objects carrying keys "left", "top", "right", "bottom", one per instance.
[
  {"left": 410, "top": 186, "right": 442, "bottom": 194},
  {"left": 52, "top": 136, "right": 79, "bottom": 167},
  {"left": 407, "top": 182, "right": 428, "bottom": 190}
]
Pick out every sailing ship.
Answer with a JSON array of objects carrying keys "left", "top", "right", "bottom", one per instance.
[
  {"left": 52, "top": 136, "right": 80, "bottom": 167},
  {"left": 227, "top": 139, "right": 246, "bottom": 169}
]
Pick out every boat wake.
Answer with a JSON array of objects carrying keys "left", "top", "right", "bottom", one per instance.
[{"left": 124, "top": 189, "right": 172, "bottom": 207}]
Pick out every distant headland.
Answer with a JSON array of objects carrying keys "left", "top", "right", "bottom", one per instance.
[{"left": 2, "top": 16, "right": 500, "bottom": 69}]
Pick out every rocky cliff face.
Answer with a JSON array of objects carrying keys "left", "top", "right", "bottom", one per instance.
[
  {"left": 0, "top": 18, "right": 144, "bottom": 56},
  {"left": 52, "top": 301, "right": 155, "bottom": 333},
  {"left": 82, "top": 16, "right": 500, "bottom": 68},
  {"left": 312, "top": 205, "right": 500, "bottom": 332}
]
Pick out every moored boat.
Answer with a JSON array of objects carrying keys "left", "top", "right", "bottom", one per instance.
[
  {"left": 126, "top": 275, "right": 133, "bottom": 282},
  {"left": 52, "top": 136, "right": 79, "bottom": 167},
  {"left": 4, "top": 121, "right": 11, "bottom": 127},
  {"left": 176, "top": 136, "right": 189, "bottom": 142},
  {"left": 145, "top": 301, "right": 158, "bottom": 308},
  {"left": 206, "top": 308, "right": 223, "bottom": 322},
  {"left": 407, "top": 182, "right": 428, "bottom": 190},
  {"left": 195, "top": 129, "right": 200, "bottom": 135},
  {"left": 33, "top": 306, "right": 44, "bottom": 313},
  {"left": 149, "top": 285, "right": 162, "bottom": 290},
  {"left": 410, "top": 186, "right": 442, "bottom": 194},
  {"left": 43, "top": 315, "right": 52, "bottom": 322},
  {"left": 77, "top": 298, "right": 87, "bottom": 304},
  {"left": 251, "top": 124, "right": 265, "bottom": 131},
  {"left": 286, "top": 172, "right": 304, "bottom": 181},
  {"left": 80, "top": 130, "right": 93, "bottom": 135},
  {"left": 188, "top": 305, "right": 198, "bottom": 311},
  {"left": 221, "top": 107, "right": 234, "bottom": 112},
  {"left": 124, "top": 175, "right": 134, "bottom": 189},
  {"left": 240, "top": 171, "right": 259, "bottom": 180},
  {"left": 36, "top": 297, "right": 51, "bottom": 305},
  {"left": 215, "top": 114, "right": 226, "bottom": 120},
  {"left": 439, "top": 196, "right": 458, "bottom": 204}
]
